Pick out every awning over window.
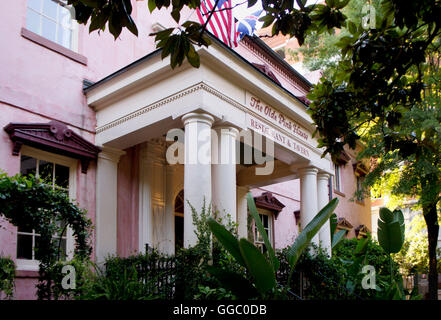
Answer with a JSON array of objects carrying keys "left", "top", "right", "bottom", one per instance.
[
  {"left": 353, "top": 161, "right": 369, "bottom": 176},
  {"left": 355, "top": 224, "right": 370, "bottom": 238},
  {"left": 4, "top": 120, "right": 101, "bottom": 173},
  {"left": 336, "top": 217, "right": 353, "bottom": 231},
  {"left": 254, "top": 192, "right": 285, "bottom": 219}
]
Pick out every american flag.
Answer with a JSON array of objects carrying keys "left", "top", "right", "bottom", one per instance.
[
  {"left": 236, "top": 10, "right": 263, "bottom": 40},
  {"left": 196, "top": 0, "right": 238, "bottom": 48}
]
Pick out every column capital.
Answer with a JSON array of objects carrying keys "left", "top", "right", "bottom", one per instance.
[
  {"left": 182, "top": 112, "right": 215, "bottom": 127},
  {"left": 298, "top": 166, "right": 319, "bottom": 176},
  {"left": 98, "top": 146, "right": 126, "bottom": 163},
  {"left": 317, "top": 172, "right": 331, "bottom": 181}
]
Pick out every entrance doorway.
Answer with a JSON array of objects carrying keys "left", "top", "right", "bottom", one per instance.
[{"left": 174, "top": 190, "right": 184, "bottom": 252}]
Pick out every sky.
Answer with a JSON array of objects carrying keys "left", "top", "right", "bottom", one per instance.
[
  {"left": 232, "top": 0, "right": 319, "bottom": 31},
  {"left": 232, "top": 0, "right": 263, "bottom": 20}
]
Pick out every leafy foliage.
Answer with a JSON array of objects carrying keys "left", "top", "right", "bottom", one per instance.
[
  {"left": 207, "top": 193, "right": 339, "bottom": 299},
  {"left": 302, "top": 0, "right": 441, "bottom": 299},
  {"left": 80, "top": 256, "right": 168, "bottom": 300},
  {"left": 0, "top": 172, "right": 92, "bottom": 299},
  {"left": 66, "top": 0, "right": 353, "bottom": 68},
  {"left": 0, "top": 256, "right": 15, "bottom": 299},
  {"left": 277, "top": 245, "right": 349, "bottom": 300},
  {"left": 333, "top": 237, "right": 405, "bottom": 299},
  {"left": 394, "top": 212, "right": 441, "bottom": 275},
  {"left": 329, "top": 213, "right": 346, "bottom": 251}
]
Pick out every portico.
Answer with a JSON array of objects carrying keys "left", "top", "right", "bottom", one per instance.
[{"left": 85, "top": 38, "right": 334, "bottom": 262}]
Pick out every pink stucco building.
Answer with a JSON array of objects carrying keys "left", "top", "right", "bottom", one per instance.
[{"left": 0, "top": 0, "right": 371, "bottom": 299}]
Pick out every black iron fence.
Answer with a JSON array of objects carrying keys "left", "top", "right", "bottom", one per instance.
[{"left": 104, "top": 245, "right": 177, "bottom": 299}]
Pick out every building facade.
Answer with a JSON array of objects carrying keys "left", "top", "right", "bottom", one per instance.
[{"left": 0, "top": 0, "right": 371, "bottom": 299}]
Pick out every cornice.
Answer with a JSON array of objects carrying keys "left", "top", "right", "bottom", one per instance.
[
  {"left": 240, "top": 37, "right": 311, "bottom": 93},
  {"left": 94, "top": 81, "right": 325, "bottom": 160},
  {"left": 95, "top": 82, "right": 247, "bottom": 134}
]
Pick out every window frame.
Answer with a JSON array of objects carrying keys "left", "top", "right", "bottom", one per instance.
[
  {"left": 333, "top": 164, "right": 343, "bottom": 194},
  {"left": 25, "top": 0, "right": 79, "bottom": 52},
  {"left": 356, "top": 175, "right": 366, "bottom": 204},
  {"left": 253, "top": 208, "right": 274, "bottom": 253},
  {"left": 16, "top": 145, "right": 77, "bottom": 271}
]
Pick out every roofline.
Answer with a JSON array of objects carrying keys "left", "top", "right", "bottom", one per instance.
[
  {"left": 246, "top": 35, "right": 313, "bottom": 89},
  {"left": 83, "top": 32, "right": 311, "bottom": 109},
  {"left": 83, "top": 49, "right": 162, "bottom": 93}
]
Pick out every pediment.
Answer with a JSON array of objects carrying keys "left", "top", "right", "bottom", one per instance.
[
  {"left": 353, "top": 161, "right": 369, "bottom": 176},
  {"left": 254, "top": 192, "right": 285, "bottom": 219},
  {"left": 355, "top": 224, "right": 370, "bottom": 238},
  {"left": 337, "top": 217, "right": 353, "bottom": 230},
  {"left": 4, "top": 121, "right": 101, "bottom": 173}
]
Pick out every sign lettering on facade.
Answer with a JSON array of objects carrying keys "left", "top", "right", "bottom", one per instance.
[
  {"left": 247, "top": 114, "right": 310, "bottom": 158},
  {"left": 246, "top": 93, "right": 309, "bottom": 141}
]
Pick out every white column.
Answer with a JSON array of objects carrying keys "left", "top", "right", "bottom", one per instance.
[
  {"left": 236, "top": 186, "right": 249, "bottom": 239},
  {"left": 317, "top": 172, "right": 331, "bottom": 256},
  {"left": 299, "top": 167, "right": 319, "bottom": 247},
  {"left": 96, "top": 146, "right": 125, "bottom": 262},
  {"left": 139, "top": 140, "right": 167, "bottom": 253},
  {"left": 212, "top": 126, "right": 239, "bottom": 223},
  {"left": 182, "top": 112, "right": 215, "bottom": 248}
]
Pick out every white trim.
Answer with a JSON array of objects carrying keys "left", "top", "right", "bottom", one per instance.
[
  {"left": 26, "top": 0, "right": 78, "bottom": 52},
  {"left": 333, "top": 164, "right": 343, "bottom": 193}
]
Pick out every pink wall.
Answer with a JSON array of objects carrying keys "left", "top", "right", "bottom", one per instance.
[
  {"left": 251, "top": 180, "right": 301, "bottom": 249},
  {"left": 333, "top": 156, "right": 372, "bottom": 238}
]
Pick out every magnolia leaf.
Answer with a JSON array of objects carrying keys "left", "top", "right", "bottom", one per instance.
[
  {"left": 148, "top": 0, "right": 156, "bottom": 13},
  {"left": 247, "top": 0, "right": 257, "bottom": 8}
]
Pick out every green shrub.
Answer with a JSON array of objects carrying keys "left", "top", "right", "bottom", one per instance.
[
  {"left": 334, "top": 238, "right": 398, "bottom": 278},
  {"left": 194, "top": 285, "right": 236, "bottom": 300},
  {"left": 333, "top": 237, "right": 402, "bottom": 299},
  {"left": 0, "top": 256, "right": 15, "bottom": 299},
  {"left": 79, "top": 264, "right": 158, "bottom": 300},
  {"left": 277, "top": 246, "right": 349, "bottom": 300},
  {"left": 48, "top": 257, "right": 95, "bottom": 300}
]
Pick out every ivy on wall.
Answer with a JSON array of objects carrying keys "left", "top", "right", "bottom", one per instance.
[
  {"left": 0, "top": 172, "right": 92, "bottom": 299},
  {"left": 0, "top": 256, "right": 15, "bottom": 299}
]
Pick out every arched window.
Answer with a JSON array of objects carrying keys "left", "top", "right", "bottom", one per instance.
[{"left": 174, "top": 190, "right": 184, "bottom": 251}]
